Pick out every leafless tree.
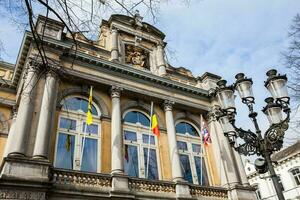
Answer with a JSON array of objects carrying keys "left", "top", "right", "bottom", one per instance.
[
  {"left": 283, "top": 14, "right": 300, "bottom": 143},
  {"left": 0, "top": 0, "right": 187, "bottom": 65},
  {"left": 283, "top": 14, "right": 300, "bottom": 101}
]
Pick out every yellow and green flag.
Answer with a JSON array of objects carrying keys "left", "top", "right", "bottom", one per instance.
[{"left": 86, "top": 86, "right": 93, "bottom": 125}]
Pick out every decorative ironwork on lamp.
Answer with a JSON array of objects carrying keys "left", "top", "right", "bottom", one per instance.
[{"left": 214, "top": 69, "right": 290, "bottom": 200}]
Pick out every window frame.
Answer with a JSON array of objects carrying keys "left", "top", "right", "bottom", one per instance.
[
  {"left": 176, "top": 120, "right": 210, "bottom": 185},
  {"left": 123, "top": 109, "right": 162, "bottom": 180},
  {"left": 54, "top": 96, "right": 102, "bottom": 173},
  {"left": 290, "top": 167, "right": 300, "bottom": 186}
]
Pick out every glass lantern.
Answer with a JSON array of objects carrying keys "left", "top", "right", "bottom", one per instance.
[
  {"left": 235, "top": 73, "right": 254, "bottom": 102},
  {"left": 216, "top": 80, "right": 236, "bottom": 111},
  {"left": 263, "top": 97, "right": 283, "bottom": 124},
  {"left": 265, "top": 69, "right": 288, "bottom": 102},
  {"left": 219, "top": 115, "right": 236, "bottom": 145}
]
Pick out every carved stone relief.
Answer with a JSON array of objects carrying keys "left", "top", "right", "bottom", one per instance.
[{"left": 125, "top": 44, "right": 149, "bottom": 69}]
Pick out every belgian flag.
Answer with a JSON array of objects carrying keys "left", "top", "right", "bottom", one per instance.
[{"left": 151, "top": 114, "right": 160, "bottom": 137}]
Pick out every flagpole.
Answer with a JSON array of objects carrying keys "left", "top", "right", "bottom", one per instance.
[
  {"left": 200, "top": 114, "right": 204, "bottom": 185},
  {"left": 146, "top": 101, "right": 153, "bottom": 179},
  {"left": 80, "top": 86, "right": 93, "bottom": 168}
]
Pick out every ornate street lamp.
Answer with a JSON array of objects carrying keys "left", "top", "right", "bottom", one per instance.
[{"left": 215, "top": 70, "right": 290, "bottom": 200}]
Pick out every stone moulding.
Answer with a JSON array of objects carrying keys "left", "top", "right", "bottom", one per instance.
[
  {"left": 190, "top": 185, "right": 228, "bottom": 199},
  {"left": 129, "top": 177, "right": 176, "bottom": 194},
  {"left": 51, "top": 168, "right": 229, "bottom": 199}
]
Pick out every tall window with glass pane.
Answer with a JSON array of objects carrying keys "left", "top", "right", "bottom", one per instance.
[
  {"left": 176, "top": 121, "right": 209, "bottom": 185},
  {"left": 123, "top": 110, "right": 160, "bottom": 180},
  {"left": 54, "top": 96, "right": 101, "bottom": 173}
]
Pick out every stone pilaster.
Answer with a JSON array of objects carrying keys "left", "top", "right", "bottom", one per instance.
[
  {"left": 208, "top": 105, "right": 240, "bottom": 187},
  {"left": 7, "top": 62, "right": 39, "bottom": 157},
  {"left": 111, "top": 86, "right": 123, "bottom": 174},
  {"left": 164, "top": 100, "right": 184, "bottom": 182},
  {"left": 3, "top": 110, "right": 17, "bottom": 157},
  {"left": 111, "top": 29, "right": 119, "bottom": 61},
  {"left": 232, "top": 148, "right": 250, "bottom": 186},
  {"left": 33, "top": 70, "right": 59, "bottom": 159},
  {"left": 156, "top": 44, "right": 167, "bottom": 76}
]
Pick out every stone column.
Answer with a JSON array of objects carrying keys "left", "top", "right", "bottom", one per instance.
[
  {"left": 209, "top": 106, "right": 240, "bottom": 187},
  {"left": 164, "top": 100, "right": 183, "bottom": 182},
  {"left": 3, "top": 110, "right": 17, "bottom": 157},
  {"left": 7, "top": 63, "right": 39, "bottom": 156},
  {"left": 111, "top": 86, "right": 123, "bottom": 174},
  {"left": 232, "top": 149, "right": 250, "bottom": 186},
  {"left": 111, "top": 29, "right": 119, "bottom": 61},
  {"left": 156, "top": 44, "right": 166, "bottom": 76},
  {"left": 33, "top": 71, "right": 59, "bottom": 159}
]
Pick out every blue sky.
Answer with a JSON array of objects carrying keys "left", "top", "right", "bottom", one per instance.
[{"left": 0, "top": 0, "right": 300, "bottom": 147}]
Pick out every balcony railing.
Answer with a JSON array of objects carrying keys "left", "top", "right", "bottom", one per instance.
[
  {"left": 190, "top": 185, "right": 228, "bottom": 199},
  {"left": 51, "top": 168, "right": 228, "bottom": 199}
]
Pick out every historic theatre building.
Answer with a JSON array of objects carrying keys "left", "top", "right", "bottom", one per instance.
[{"left": 0, "top": 14, "right": 256, "bottom": 199}]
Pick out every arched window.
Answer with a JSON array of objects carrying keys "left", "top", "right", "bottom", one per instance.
[
  {"left": 176, "top": 121, "right": 209, "bottom": 185},
  {"left": 290, "top": 167, "right": 300, "bottom": 186},
  {"left": 123, "top": 110, "right": 160, "bottom": 180},
  {"left": 54, "top": 96, "right": 101, "bottom": 173}
]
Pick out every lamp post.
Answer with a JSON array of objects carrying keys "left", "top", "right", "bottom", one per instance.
[{"left": 214, "top": 69, "right": 290, "bottom": 200}]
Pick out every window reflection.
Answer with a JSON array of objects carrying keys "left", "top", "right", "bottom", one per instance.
[
  {"left": 81, "top": 138, "right": 97, "bottom": 172},
  {"left": 82, "top": 122, "right": 98, "bottom": 135},
  {"left": 124, "top": 111, "right": 150, "bottom": 126},
  {"left": 55, "top": 133, "right": 75, "bottom": 169},
  {"left": 124, "top": 144, "right": 139, "bottom": 177},
  {"left": 59, "top": 118, "right": 76, "bottom": 130},
  {"left": 124, "top": 131, "right": 137, "bottom": 141},
  {"left": 180, "top": 154, "right": 193, "bottom": 183},
  {"left": 177, "top": 141, "right": 188, "bottom": 151},
  {"left": 194, "top": 156, "right": 209, "bottom": 186},
  {"left": 176, "top": 122, "right": 199, "bottom": 136},
  {"left": 142, "top": 134, "right": 155, "bottom": 145},
  {"left": 144, "top": 148, "right": 159, "bottom": 180},
  {"left": 62, "top": 97, "right": 98, "bottom": 115}
]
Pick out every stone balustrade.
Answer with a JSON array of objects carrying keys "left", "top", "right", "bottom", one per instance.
[
  {"left": 52, "top": 168, "right": 111, "bottom": 189},
  {"left": 51, "top": 168, "right": 229, "bottom": 199},
  {"left": 129, "top": 177, "right": 176, "bottom": 194},
  {"left": 190, "top": 185, "right": 228, "bottom": 199}
]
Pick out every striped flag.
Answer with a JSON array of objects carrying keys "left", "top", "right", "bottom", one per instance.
[
  {"left": 151, "top": 114, "right": 160, "bottom": 137},
  {"left": 201, "top": 115, "right": 211, "bottom": 146}
]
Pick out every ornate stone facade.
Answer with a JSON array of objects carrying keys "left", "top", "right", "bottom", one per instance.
[{"left": 0, "top": 14, "right": 256, "bottom": 200}]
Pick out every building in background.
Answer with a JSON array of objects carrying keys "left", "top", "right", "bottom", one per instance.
[
  {"left": 245, "top": 140, "right": 300, "bottom": 200},
  {"left": 0, "top": 14, "right": 256, "bottom": 199}
]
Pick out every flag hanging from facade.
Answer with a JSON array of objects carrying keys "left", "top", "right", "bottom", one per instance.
[
  {"left": 201, "top": 116, "right": 212, "bottom": 146},
  {"left": 151, "top": 114, "right": 160, "bottom": 137},
  {"left": 65, "top": 135, "right": 71, "bottom": 151},
  {"left": 86, "top": 86, "right": 93, "bottom": 125}
]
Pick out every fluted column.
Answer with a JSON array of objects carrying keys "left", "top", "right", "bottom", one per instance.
[
  {"left": 111, "top": 29, "right": 119, "bottom": 61},
  {"left": 33, "top": 71, "right": 59, "bottom": 159},
  {"left": 156, "top": 44, "right": 166, "bottom": 76},
  {"left": 232, "top": 148, "right": 250, "bottom": 186},
  {"left": 164, "top": 100, "right": 184, "bottom": 182},
  {"left": 111, "top": 86, "right": 123, "bottom": 174},
  {"left": 7, "top": 63, "right": 39, "bottom": 156},
  {"left": 3, "top": 110, "right": 17, "bottom": 157}
]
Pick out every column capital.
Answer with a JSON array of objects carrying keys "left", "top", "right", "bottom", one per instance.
[
  {"left": 163, "top": 100, "right": 174, "bottom": 111},
  {"left": 207, "top": 105, "right": 222, "bottom": 123},
  {"left": 46, "top": 69, "right": 60, "bottom": 80},
  {"left": 111, "top": 28, "right": 119, "bottom": 34},
  {"left": 111, "top": 86, "right": 123, "bottom": 98}
]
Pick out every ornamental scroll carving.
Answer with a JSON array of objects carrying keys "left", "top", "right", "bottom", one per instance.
[
  {"left": 125, "top": 44, "right": 149, "bottom": 69},
  {"left": 0, "top": 189, "right": 46, "bottom": 200}
]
